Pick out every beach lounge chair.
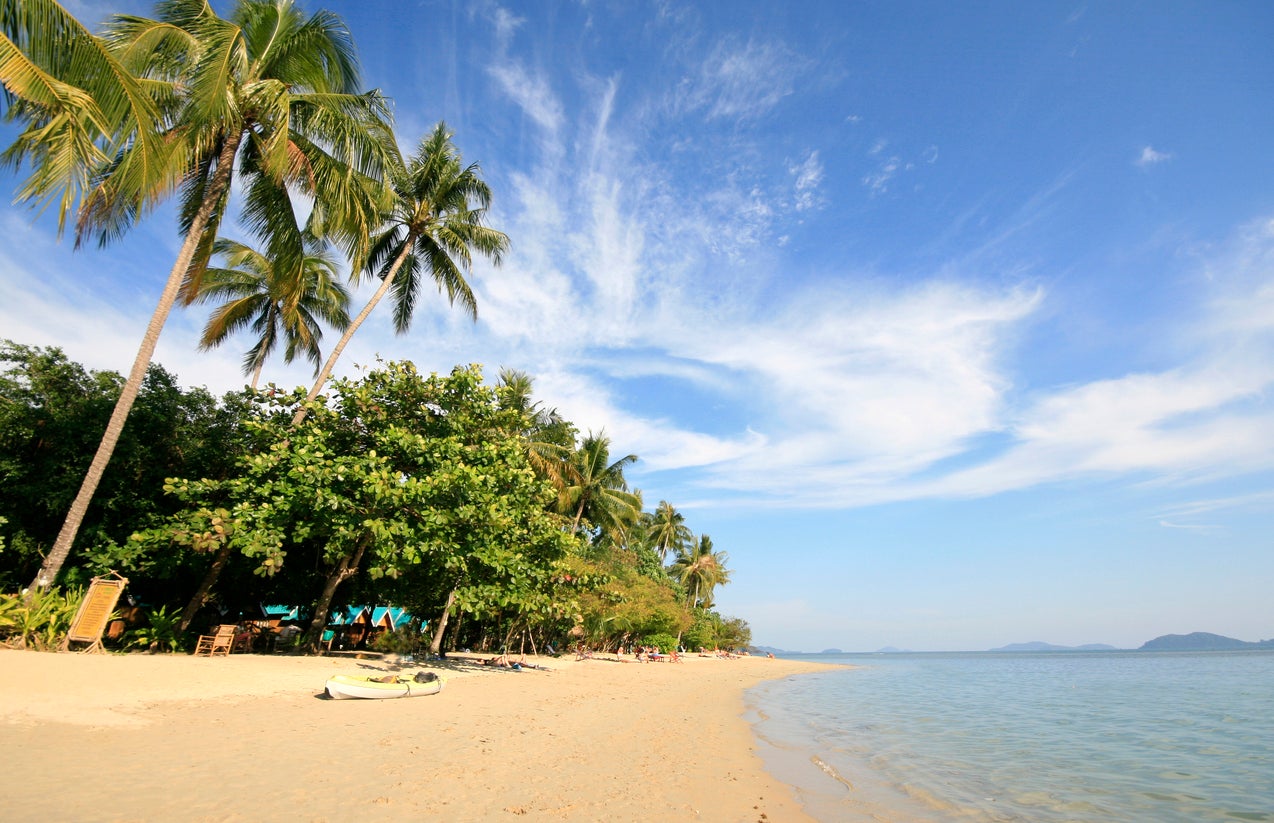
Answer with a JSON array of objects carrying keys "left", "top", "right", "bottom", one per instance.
[{"left": 194, "top": 624, "right": 238, "bottom": 657}]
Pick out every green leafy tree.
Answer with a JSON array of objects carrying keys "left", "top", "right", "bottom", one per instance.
[
  {"left": 0, "top": 341, "right": 248, "bottom": 592},
  {"left": 194, "top": 235, "right": 351, "bottom": 389},
  {"left": 295, "top": 122, "right": 509, "bottom": 425},
  {"left": 565, "top": 549, "right": 689, "bottom": 651},
  {"left": 684, "top": 611, "right": 751, "bottom": 652},
  {"left": 141, "top": 361, "right": 574, "bottom": 652}
]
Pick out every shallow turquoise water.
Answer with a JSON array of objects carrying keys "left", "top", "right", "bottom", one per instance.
[{"left": 748, "top": 651, "right": 1274, "bottom": 822}]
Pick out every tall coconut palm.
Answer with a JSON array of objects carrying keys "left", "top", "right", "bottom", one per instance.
[
  {"left": 560, "top": 432, "right": 642, "bottom": 538},
  {"left": 645, "top": 500, "right": 693, "bottom": 564},
  {"left": 3, "top": 1, "right": 176, "bottom": 596},
  {"left": 195, "top": 235, "right": 350, "bottom": 389},
  {"left": 671, "top": 534, "right": 731, "bottom": 609},
  {"left": 23, "top": 0, "right": 393, "bottom": 591},
  {"left": 292, "top": 122, "right": 509, "bottom": 426}
]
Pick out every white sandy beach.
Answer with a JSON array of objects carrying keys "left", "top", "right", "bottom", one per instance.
[{"left": 0, "top": 648, "right": 840, "bottom": 822}]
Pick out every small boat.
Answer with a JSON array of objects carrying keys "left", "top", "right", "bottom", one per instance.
[{"left": 325, "top": 671, "right": 446, "bottom": 700}]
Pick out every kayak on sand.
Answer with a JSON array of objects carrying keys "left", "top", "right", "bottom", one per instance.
[{"left": 325, "top": 671, "right": 445, "bottom": 700}]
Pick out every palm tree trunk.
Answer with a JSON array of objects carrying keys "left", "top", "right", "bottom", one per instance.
[
  {"left": 303, "top": 532, "right": 371, "bottom": 653},
  {"left": 28, "top": 131, "right": 244, "bottom": 597},
  {"left": 291, "top": 237, "right": 415, "bottom": 427},
  {"left": 178, "top": 542, "right": 235, "bottom": 632},
  {"left": 249, "top": 358, "right": 264, "bottom": 390},
  {"left": 570, "top": 499, "right": 586, "bottom": 535},
  {"left": 428, "top": 586, "right": 457, "bottom": 655}
]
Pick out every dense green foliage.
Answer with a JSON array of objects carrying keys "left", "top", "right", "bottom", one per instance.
[
  {"left": 0, "top": 341, "right": 249, "bottom": 593},
  {"left": 0, "top": 346, "right": 750, "bottom": 653}
]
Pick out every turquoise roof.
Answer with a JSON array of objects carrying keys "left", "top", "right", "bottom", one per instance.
[{"left": 266, "top": 603, "right": 424, "bottom": 629}]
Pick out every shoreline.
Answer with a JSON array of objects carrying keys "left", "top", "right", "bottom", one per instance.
[{"left": 0, "top": 648, "right": 841, "bottom": 821}]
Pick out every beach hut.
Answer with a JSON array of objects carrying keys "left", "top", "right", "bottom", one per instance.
[{"left": 369, "top": 606, "right": 410, "bottom": 631}]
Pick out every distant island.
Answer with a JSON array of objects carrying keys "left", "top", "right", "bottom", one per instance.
[
  {"left": 991, "top": 641, "right": 1119, "bottom": 652},
  {"left": 758, "top": 632, "right": 1274, "bottom": 655},
  {"left": 1139, "top": 632, "right": 1274, "bottom": 651}
]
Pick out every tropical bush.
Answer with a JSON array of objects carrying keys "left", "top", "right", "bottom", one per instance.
[
  {"left": 642, "top": 632, "right": 678, "bottom": 654},
  {"left": 0, "top": 587, "right": 85, "bottom": 650},
  {"left": 123, "top": 605, "right": 187, "bottom": 653},
  {"left": 372, "top": 623, "right": 426, "bottom": 656}
]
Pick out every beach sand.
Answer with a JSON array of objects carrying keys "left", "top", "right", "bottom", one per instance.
[{"left": 0, "top": 648, "right": 836, "bottom": 822}]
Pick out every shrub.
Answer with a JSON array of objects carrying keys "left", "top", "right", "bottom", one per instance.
[
  {"left": 124, "top": 605, "right": 187, "bottom": 653},
  {"left": 642, "top": 632, "right": 678, "bottom": 654},
  {"left": 0, "top": 586, "right": 85, "bottom": 650},
  {"left": 372, "top": 622, "right": 425, "bottom": 655}
]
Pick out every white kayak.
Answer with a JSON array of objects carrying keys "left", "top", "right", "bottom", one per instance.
[{"left": 325, "top": 672, "right": 446, "bottom": 700}]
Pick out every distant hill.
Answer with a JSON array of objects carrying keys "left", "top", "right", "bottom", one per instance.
[
  {"left": 819, "top": 648, "right": 843, "bottom": 655},
  {"left": 1139, "top": 632, "right": 1274, "bottom": 651},
  {"left": 991, "top": 641, "right": 1119, "bottom": 652}
]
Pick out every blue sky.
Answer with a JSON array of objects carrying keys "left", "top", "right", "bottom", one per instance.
[{"left": 3, "top": 1, "right": 1273, "bottom": 651}]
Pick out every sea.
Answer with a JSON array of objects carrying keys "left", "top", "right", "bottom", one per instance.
[{"left": 746, "top": 651, "right": 1274, "bottom": 823}]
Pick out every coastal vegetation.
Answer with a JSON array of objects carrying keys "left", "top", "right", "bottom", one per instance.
[
  {"left": 0, "top": 0, "right": 749, "bottom": 655},
  {"left": 0, "top": 344, "right": 748, "bottom": 654}
]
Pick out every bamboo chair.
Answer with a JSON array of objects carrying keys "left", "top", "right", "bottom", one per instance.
[{"left": 194, "top": 624, "right": 238, "bottom": 657}]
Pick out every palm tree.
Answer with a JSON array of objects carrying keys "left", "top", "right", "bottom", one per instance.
[
  {"left": 194, "top": 235, "right": 350, "bottom": 389},
  {"left": 3, "top": 1, "right": 175, "bottom": 595},
  {"left": 292, "top": 122, "right": 509, "bottom": 426},
  {"left": 671, "top": 534, "right": 731, "bottom": 609},
  {"left": 496, "top": 367, "right": 577, "bottom": 498},
  {"left": 645, "top": 500, "right": 693, "bottom": 564},
  {"left": 0, "top": 0, "right": 174, "bottom": 232},
  {"left": 560, "top": 432, "right": 642, "bottom": 538},
  {"left": 20, "top": 0, "right": 393, "bottom": 590}
]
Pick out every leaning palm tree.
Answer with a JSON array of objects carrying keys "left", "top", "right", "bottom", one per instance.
[
  {"left": 560, "top": 432, "right": 642, "bottom": 538},
  {"left": 2, "top": 1, "right": 176, "bottom": 596},
  {"left": 195, "top": 235, "right": 350, "bottom": 389},
  {"left": 292, "top": 122, "right": 509, "bottom": 426},
  {"left": 671, "top": 534, "right": 731, "bottom": 609},
  {"left": 22, "top": 0, "right": 393, "bottom": 591},
  {"left": 645, "top": 500, "right": 693, "bottom": 564}
]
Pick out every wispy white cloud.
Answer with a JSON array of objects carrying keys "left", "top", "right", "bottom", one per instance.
[
  {"left": 488, "top": 5, "right": 524, "bottom": 45},
  {"left": 863, "top": 155, "right": 901, "bottom": 194},
  {"left": 1136, "top": 145, "right": 1172, "bottom": 167},
  {"left": 789, "top": 151, "right": 825, "bottom": 212},
  {"left": 671, "top": 37, "right": 808, "bottom": 123},
  {"left": 1157, "top": 489, "right": 1274, "bottom": 519},
  {"left": 862, "top": 143, "right": 938, "bottom": 195},
  {"left": 488, "top": 61, "right": 564, "bottom": 137},
  {"left": 1158, "top": 520, "right": 1225, "bottom": 536}
]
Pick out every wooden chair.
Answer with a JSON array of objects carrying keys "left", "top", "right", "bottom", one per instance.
[{"left": 194, "top": 624, "right": 238, "bottom": 657}]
